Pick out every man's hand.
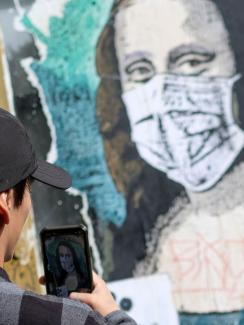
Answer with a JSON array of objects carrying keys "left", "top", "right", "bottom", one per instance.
[{"left": 69, "top": 272, "right": 119, "bottom": 317}]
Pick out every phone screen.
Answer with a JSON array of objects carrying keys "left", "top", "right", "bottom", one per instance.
[{"left": 40, "top": 225, "right": 92, "bottom": 298}]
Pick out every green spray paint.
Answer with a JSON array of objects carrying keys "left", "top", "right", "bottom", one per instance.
[{"left": 22, "top": 0, "right": 126, "bottom": 226}]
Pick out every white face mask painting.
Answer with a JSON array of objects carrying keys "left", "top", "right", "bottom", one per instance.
[
  {"left": 122, "top": 74, "right": 244, "bottom": 191},
  {"left": 115, "top": 0, "right": 241, "bottom": 191}
]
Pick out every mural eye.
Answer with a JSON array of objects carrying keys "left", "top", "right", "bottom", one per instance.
[
  {"left": 168, "top": 51, "right": 215, "bottom": 76},
  {"left": 188, "top": 59, "right": 202, "bottom": 67},
  {"left": 125, "top": 59, "right": 155, "bottom": 83}
]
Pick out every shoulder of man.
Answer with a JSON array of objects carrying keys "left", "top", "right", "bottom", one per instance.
[{"left": 0, "top": 277, "right": 136, "bottom": 325}]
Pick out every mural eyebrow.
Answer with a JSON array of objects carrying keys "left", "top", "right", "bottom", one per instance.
[
  {"left": 124, "top": 51, "right": 153, "bottom": 67},
  {"left": 168, "top": 44, "right": 216, "bottom": 64}
]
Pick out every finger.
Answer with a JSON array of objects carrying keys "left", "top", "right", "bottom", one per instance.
[
  {"left": 92, "top": 271, "right": 100, "bottom": 286},
  {"left": 69, "top": 292, "right": 93, "bottom": 306},
  {"left": 38, "top": 276, "right": 46, "bottom": 285}
]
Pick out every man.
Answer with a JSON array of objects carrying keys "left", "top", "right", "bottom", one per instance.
[{"left": 0, "top": 107, "right": 136, "bottom": 325}]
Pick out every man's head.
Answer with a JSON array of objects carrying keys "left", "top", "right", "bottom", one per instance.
[
  {"left": 0, "top": 107, "right": 72, "bottom": 264},
  {"left": 0, "top": 108, "right": 71, "bottom": 193}
]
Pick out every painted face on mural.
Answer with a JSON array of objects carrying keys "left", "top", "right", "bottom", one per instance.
[
  {"left": 59, "top": 245, "right": 75, "bottom": 273},
  {"left": 114, "top": 0, "right": 244, "bottom": 191}
]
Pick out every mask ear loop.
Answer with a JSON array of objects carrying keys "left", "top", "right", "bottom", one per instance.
[
  {"left": 222, "top": 73, "right": 241, "bottom": 124},
  {"left": 229, "top": 73, "right": 241, "bottom": 86}
]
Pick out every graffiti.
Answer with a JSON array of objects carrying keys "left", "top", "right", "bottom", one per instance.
[
  {"left": 115, "top": 0, "right": 243, "bottom": 191},
  {"left": 20, "top": 0, "right": 126, "bottom": 227},
  {"left": 170, "top": 235, "right": 244, "bottom": 299},
  {"left": 123, "top": 73, "right": 244, "bottom": 191},
  {"left": 128, "top": 157, "right": 244, "bottom": 314},
  {"left": 0, "top": 0, "right": 244, "bottom": 323},
  {"left": 98, "top": 0, "right": 244, "bottom": 315}
]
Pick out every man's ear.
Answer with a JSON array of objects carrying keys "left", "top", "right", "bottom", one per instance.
[{"left": 0, "top": 191, "right": 10, "bottom": 225}]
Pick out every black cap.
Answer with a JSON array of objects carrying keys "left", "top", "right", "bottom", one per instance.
[{"left": 0, "top": 107, "right": 72, "bottom": 191}]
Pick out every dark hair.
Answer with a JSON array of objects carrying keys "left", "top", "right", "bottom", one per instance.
[{"left": 13, "top": 177, "right": 32, "bottom": 208}]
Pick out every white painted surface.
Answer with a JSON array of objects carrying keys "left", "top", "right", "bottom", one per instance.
[{"left": 108, "top": 274, "right": 179, "bottom": 325}]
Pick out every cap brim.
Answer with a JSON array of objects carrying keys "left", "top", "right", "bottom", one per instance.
[{"left": 31, "top": 159, "right": 72, "bottom": 189}]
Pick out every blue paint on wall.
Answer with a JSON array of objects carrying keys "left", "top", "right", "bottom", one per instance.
[
  {"left": 180, "top": 310, "right": 244, "bottom": 325},
  {"left": 22, "top": 0, "right": 126, "bottom": 226}
]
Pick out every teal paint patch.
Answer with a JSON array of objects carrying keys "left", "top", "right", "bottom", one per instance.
[
  {"left": 22, "top": 0, "right": 126, "bottom": 226},
  {"left": 180, "top": 310, "right": 244, "bottom": 325}
]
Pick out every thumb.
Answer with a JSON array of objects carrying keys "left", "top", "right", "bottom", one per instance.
[{"left": 69, "top": 292, "right": 94, "bottom": 306}]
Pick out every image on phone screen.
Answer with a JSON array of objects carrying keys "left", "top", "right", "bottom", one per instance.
[{"left": 42, "top": 231, "right": 91, "bottom": 297}]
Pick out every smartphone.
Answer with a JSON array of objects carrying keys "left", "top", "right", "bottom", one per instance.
[{"left": 40, "top": 224, "right": 93, "bottom": 298}]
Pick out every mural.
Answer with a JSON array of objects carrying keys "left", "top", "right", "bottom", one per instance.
[
  {"left": 115, "top": 0, "right": 243, "bottom": 192},
  {"left": 21, "top": 0, "right": 126, "bottom": 227},
  {"left": 1, "top": 0, "right": 244, "bottom": 323},
  {"left": 98, "top": 0, "right": 244, "bottom": 315}
]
